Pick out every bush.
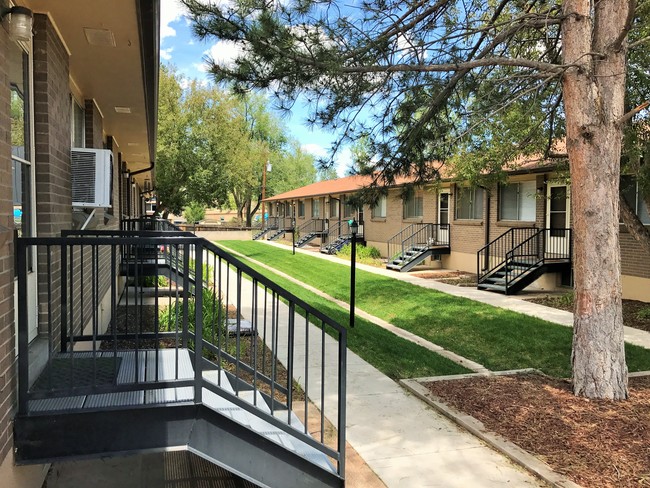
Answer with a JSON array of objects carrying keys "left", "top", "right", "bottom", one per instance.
[
  {"left": 637, "top": 306, "right": 650, "bottom": 321},
  {"left": 337, "top": 243, "right": 382, "bottom": 263}
]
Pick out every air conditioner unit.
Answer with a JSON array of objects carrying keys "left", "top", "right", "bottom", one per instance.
[{"left": 71, "top": 148, "right": 113, "bottom": 208}]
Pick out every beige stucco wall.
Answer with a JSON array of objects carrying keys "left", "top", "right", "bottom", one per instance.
[{"left": 622, "top": 275, "right": 650, "bottom": 303}]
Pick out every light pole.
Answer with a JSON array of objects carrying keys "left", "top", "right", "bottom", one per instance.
[
  {"left": 292, "top": 201, "right": 296, "bottom": 255},
  {"left": 348, "top": 219, "right": 358, "bottom": 328},
  {"left": 261, "top": 160, "right": 271, "bottom": 228}
]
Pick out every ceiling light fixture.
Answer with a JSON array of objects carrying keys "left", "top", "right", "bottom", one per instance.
[{"left": 1, "top": 5, "right": 33, "bottom": 43}]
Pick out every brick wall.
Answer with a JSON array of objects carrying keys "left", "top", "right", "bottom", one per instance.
[
  {"left": 33, "top": 14, "right": 72, "bottom": 236},
  {"left": 0, "top": 22, "right": 16, "bottom": 464},
  {"left": 33, "top": 14, "right": 71, "bottom": 341}
]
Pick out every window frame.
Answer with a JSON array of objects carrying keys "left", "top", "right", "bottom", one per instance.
[
  {"left": 71, "top": 97, "right": 85, "bottom": 148},
  {"left": 455, "top": 186, "right": 484, "bottom": 220},
  {"left": 403, "top": 193, "right": 424, "bottom": 219},
  {"left": 311, "top": 198, "right": 321, "bottom": 218},
  {"left": 498, "top": 181, "right": 536, "bottom": 222},
  {"left": 371, "top": 195, "right": 387, "bottom": 219}
]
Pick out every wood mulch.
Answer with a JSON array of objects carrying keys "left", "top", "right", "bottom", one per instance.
[
  {"left": 526, "top": 295, "right": 650, "bottom": 333},
  {"left": 426, "top": 373, "right": 650, "bottom": 488}
]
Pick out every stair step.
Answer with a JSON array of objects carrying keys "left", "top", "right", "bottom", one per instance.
[{"left": 477, "top": 283, "right": 507, "bottom": 292}]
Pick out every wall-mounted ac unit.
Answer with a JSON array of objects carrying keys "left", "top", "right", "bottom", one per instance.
[{"left": 71, "top": 148, "right": 113, "bottom": 208}]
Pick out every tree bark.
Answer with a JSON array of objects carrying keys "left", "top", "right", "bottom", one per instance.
[{"left": 562, "top": 0, "right": 629, "bottom": 399}]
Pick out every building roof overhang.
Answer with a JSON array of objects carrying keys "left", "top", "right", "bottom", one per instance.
[{"left": 23, "top": 0, "right": 160, "bottom": 180}]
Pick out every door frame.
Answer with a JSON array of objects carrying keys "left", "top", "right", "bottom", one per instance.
[
  {"left": 438, "top": 190, "right": 450, "bottom": 244},
  {"left": 545, "top": 182, "right": 571, "bottom": 256}
]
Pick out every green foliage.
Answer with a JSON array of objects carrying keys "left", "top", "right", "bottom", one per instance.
[
  {"left": 183, "top": 202, "right": 206, "bottom": 223},
  {"left": 159, "top": 288, "right": 226, "bottom": 344},
  {"left": 336, "top": 243, "right": 381, "bottom": 264},
  {"left": 140, "top": 275, "right": 169, "bottom": 287},
  {"left": 636, "top": 307, "right": 650, "bottom": 321}
]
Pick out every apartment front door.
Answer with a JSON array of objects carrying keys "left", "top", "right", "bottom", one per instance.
[
  {"left": 438, "top": 191, "right": 450, "bottom": 244},
  {"left": 545, "top": 183, "right": 571, "bottom": 257}
]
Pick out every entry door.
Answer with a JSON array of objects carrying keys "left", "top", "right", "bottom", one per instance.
[
  {"left": 546, "top": 184, "right": 571, "bottom": 257},
  {"left": 438, "top": 191, "right": 450, "bottom": 244}
]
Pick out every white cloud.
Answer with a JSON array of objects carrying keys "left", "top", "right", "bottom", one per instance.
[
  {"left": 301, "top": 143, "right": 328, "bottom": 158},
  {"left": 204, "top": 41, "right": 244, "bottom": 69},
  {"left": 160, "top": 0, "right": 187, "bottom": 40},
  {"left": 160, "top": 47, "right": 174, "bottom": 60},
  {"left": 334, "top": 147, "right": 352, "bottom": 177}
]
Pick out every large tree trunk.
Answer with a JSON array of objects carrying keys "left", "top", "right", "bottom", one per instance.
[{"left": 562, "top": 0, "right": 630, "bottom": 399}]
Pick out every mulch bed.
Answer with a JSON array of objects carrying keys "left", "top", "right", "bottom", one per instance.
[
  {"left": 426, "top": 374, "right": 650, "bottom": 488},
  {"left": 526, "top": 296, "right": 650, "bottom": 333}
]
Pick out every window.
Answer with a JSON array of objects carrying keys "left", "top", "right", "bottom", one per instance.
[
  {"left": 298, "top": 201, "right": 305, "bottom": 218},
  {"left": 371, "top": 195, "right": 386, "bottom": 218},
  {"left": 403, "top": 194, "right": 423, "bottom": 219},
  {"left": 71, "top": 98, "right": 85, "bottom": 147},
  {"left": 621, "top": 176, "right": 650, "bottom": 224},
  {"left": 312, "top": 198, "right": 321, "bottom": 218},
  {"left": 343, "top": 196, "right": 355, "bottom": 218},
  {"left": 329, "top": 199, "right": 339, "bottom": 218},
  {"left": 455, "top": 187, "right": 484, "bottom": 220},
  {"left": 499, "top": 181, "right": 536, "bottom": 221},
  {"left": 10, "top": 42, "right": 32, "bottom": 240}
]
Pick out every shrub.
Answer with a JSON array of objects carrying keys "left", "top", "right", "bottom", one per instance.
[
  {"left": 336, "top": 243, "right": 382, "bottom": 264},
  {"left": 637, "top": 306, "right": 650, "bottom": 321}
]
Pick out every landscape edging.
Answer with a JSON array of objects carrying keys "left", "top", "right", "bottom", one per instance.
[{"left": 400, "top": 375, "right": 584, "bottom": 488}]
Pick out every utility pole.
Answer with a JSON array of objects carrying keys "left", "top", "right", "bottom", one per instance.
[{"left": 260, "top": 160, "right": 272, "bottom": 228}]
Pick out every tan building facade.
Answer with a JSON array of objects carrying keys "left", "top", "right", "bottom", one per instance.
[{"left": 265, "top": 168, "right": 650, "bottom": 302}]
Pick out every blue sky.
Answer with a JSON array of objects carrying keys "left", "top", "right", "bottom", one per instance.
[{"left": 159, "top": 1, "right": 351, "bottom": 176}]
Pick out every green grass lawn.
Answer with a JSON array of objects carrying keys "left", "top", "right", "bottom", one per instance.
[{"left": 219, "top": 240, "right": 650, "bottom": 378}]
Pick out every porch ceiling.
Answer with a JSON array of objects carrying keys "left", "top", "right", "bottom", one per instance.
[{"left": 24, "top": 0, "right": 159, "bottom": 176}]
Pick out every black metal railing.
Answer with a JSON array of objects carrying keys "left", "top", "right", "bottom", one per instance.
[
  {"left": 477, "top": 227, "right": 538, "bottom": 282},
  {"left": 320, "top": 221, "right": 349, "bottom": 252},
  {"left": 387, "top": 223, "right": 450, "bottom": 263},
  {"left": 296, "top": 218, "right": 326, "bottom": 237},
  {"left": 477, "top": 227, "right": 572, "bottom": 285},
  {"left": 121, "top": 217, "right": 181, "bottom": 232},
  {"left": 16, "top": 230, "right": 347, "bottom": 477}
]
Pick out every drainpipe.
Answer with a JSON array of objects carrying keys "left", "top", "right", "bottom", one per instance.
[
  {"left": 484, "top": 189, "right": 490, "bottom": 270},
  {"left": 126, "top": 161, "right": 155, "bottom": 218}
]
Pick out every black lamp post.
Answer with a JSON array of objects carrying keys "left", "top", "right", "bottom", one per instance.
[{"left": 348, "top": 219, "right": 358, "bottom": 328}]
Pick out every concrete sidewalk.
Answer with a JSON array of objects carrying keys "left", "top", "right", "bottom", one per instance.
[
  {"left": 226, "top": 245, "right": 547, "bottom": 487},
  {"left": 264, "top": 240, "right": 650, "bottom": 350}
]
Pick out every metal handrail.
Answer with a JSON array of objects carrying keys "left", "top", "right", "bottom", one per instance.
[
  {"left": 16, "top": 230, "right": 347, "bottom": 477},
  {"left": 387, "top": 223, "right": 449, "bottom": 263},
  {"left": 476, "top": 227, "right": 538, "bottom": 282},
  {"left": 478, "top": 227, "right": 573, "bottom": 287},
  {"left": 320, "top": 221, "right": 349, "bottom": 251},
  {"left": 386, "top": 224, "right": 419, "bottom": 262},
  {"left": 296, "top": 218, "right": 325, "bottom": 236}
]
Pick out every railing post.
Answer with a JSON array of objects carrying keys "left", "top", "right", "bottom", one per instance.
[
  {"left": 61, "top": 242, "right": 68, "bottom": 353},
  {"left": 182, "top": 242, "right": 191, "bottom": 348},
  {"left": 17, "top": 239, "right": 29, "bottom": 415},
  {"left": 194, "top": 240, "right": 203, "bottom": 405},
  {"left": 337, "top": 328, "right": 347, "bottom": 477}
]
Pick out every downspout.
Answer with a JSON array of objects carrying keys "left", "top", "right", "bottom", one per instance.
[
  {"left": 484, "top": 188, "right": 491, "bottom": 271},
  {"left": 129, "top": 162, "right": 155, "bottom": 218}
]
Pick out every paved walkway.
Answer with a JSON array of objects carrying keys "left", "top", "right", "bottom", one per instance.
[{"left": 225, "top": 242, "right": 550, "bottom": 487}]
